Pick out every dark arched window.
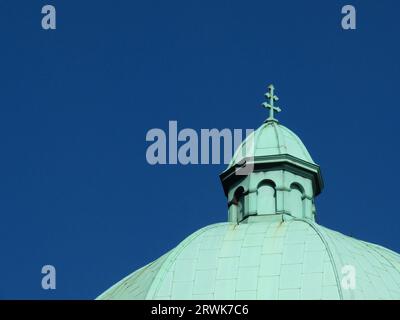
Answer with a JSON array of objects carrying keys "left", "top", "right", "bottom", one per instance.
[
  {"left": 290, "top": 183, "right": 304, "bottom": 217},
  {"left": 233, "top": 187, "right": 245, "bottom": 221}
]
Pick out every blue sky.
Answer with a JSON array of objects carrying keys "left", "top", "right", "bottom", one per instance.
[{"left": 0, "top": 1, "right": 399, "bottom": 299}]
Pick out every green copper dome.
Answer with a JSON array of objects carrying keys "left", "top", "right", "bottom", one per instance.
[
  {"left": 98, "top": 216, "right": 400, "bottom": 300},
  {"left": 98, "top": 84, "right": 400, "bottom": 300},
  {"left": 228, "top": 121, "right": 315, "bottom": 170}
]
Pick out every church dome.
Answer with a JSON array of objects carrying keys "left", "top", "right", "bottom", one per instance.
[
  {"left": 98, "top": 84, "right": 400, "bottom": 300},
  {"left": 98, "top": 216, "right": 400, "bottom": 300},
  {"left": 228, "top": 121, "right": 315, "bottom": 170}
]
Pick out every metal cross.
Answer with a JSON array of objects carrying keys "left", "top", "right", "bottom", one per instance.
[{"left": 262, "top": 84, "right": 282, "bottom": 122}]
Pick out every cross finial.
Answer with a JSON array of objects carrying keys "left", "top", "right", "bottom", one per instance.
[{"left": 262, "top": 84, "right": 282, "bottom": 122}]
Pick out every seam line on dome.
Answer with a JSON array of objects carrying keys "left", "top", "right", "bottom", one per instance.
[
  {"left": 96, "top": 264, "right": 148, "bottom": 300},
  {"left": 145, "top": 222, "right": 230, "bottom": 299},
  {"left": 361, "top": 241, "right": 400, "bottom": 274},
  {"left": 316, "top": 228, "right": 353, "bottom": 299},
  {"left": 363, "top": 242, "right": 400, "bottom": 260},
  {"left": 281, "top": 126, "right": 312, "bottom": 162},
  {"left": 272, "top": 122, "right": 283, "bottom": 154},
  {"left": 292, "top": 218, "right": 344, "bottom": 300},
  {"left": 96, "top": 251, "right": 172, "bottom": 300}
]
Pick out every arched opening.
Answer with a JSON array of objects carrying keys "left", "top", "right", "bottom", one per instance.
[
  {"left": 257, "top": 180, "right": 276, "bottom": 215},
  {"left": 233, "top": 187, "right": 245, "bottom": 222},
  {"left": 289, "top": 183, "right": 304, "bottom": 217}
]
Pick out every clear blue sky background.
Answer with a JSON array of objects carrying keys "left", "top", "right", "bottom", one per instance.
[{"left": 0, "top": 1, "right": 399, "bottom": 299}]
